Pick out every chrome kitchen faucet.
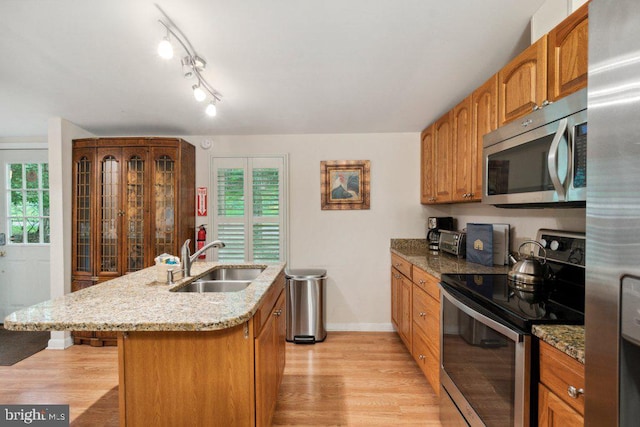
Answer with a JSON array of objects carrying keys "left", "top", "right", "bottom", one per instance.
[{"left": 181, "top": 238, "right": 226, "bottom": 277}]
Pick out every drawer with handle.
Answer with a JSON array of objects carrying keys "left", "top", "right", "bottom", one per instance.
[
  {"left": 412, "top": 266, "right": 440, "bottom": 300},
  {"left": 539, "top": 340, "right": 585, "bottom": 415},
  {"left": 391, "top": 253, "right": 412, "bottom": 279}
]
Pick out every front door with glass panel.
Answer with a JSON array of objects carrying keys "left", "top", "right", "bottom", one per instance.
[{"left": 0, "top": 149, "right": 50, "bottom": 320}]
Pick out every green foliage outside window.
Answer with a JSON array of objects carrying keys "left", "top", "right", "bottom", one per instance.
[{"left": 8, "top": 163, "right": 49, "bottom": 244}]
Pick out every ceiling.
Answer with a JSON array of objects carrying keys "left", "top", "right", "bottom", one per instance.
[{"left": 0, "top": 0, "right": 546, "bottom": 137}]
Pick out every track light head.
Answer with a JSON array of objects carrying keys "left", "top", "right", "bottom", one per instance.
[
  {"left": 192, "top": 84, "right": 206, "bottom": 102},
  {"left": 205, "top": 101, "right": 217, "bottom": 117},
  {"left": 192, "top": 55, "right": 206, "bottom": 71},
  {"left": 157, "top": 36, "right": 173, "bottom": 59},
  {"left": 181, "top": 57, "right": 194, "bottom": 78}
]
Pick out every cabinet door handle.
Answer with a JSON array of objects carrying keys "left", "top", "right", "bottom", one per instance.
[
  {"left": 393, "top": 274, "right": 401, "bottom": 279},
  {"left": 418, "top": 354, "right": 425, "bottom": 360},
  {"left": 567, "top": 385, "right": 584, "bottom": 399},
  {"left": 273, "top": 309, "right": 283, "bottom": 317},
  {"left": 418, "top": 279, "right": 425, "bottom": 285},
  {"left": 419, "top": 312, "right": 426, "bottom": 317}
]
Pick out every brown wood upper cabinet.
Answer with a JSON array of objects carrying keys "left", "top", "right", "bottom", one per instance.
[
  {"left": 452, "top": 96, "right": 473, "bottom": 202},
  {"left": 471, "top": 74, "right": 498, "bottom": 202},
  {"left": 548, "top": 2, "right": 589, "bottom": 102},
  {"left": 420, "top": 125, "right": 436, "bottom": 203},
  {"left": 420, "top": 5, "right": 588, "bottom": 205},
  {"left": 434, "top": 111, "right": 453, "bottom": 203},
  {"left": 498, "top": 35, "right": 548, "bottom": 127},
  {"left": 421, "top": 112, "right": 453, "bottom": 204}
]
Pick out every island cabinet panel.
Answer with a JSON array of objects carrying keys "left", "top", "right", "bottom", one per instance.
[
  {"left": 547, "top": 2, "right": 589, "bottom": 102},
  {"left": 71, "top": 137, "right": 195, "bottom": 346},
  {"left": 118, "top": 327, "right": 255, "bottom": 427},
  {"left": 118, "top": 277, "right": 286, "bottom": 426},
  {"left": 255, "top": 290, "right": 286, "bottom": 427}
]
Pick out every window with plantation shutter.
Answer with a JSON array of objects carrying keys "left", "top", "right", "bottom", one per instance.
[{"left": 211, "top": 156, "right": 287, "bottom": 263}]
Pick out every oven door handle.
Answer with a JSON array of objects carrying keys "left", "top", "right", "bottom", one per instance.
[{"left": 441, "top": 287, "right": 523, "bottom": 343}]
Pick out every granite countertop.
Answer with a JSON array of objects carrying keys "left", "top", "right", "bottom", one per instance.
[
  {"left": 391, "top": 239, "right": 585, "bottom": 364},
  {"left": 3, "top": 262, "right": 286, "bottom": 332},
  {"left": 390, "top": 238, "right": 509, "bottom": 278},
  {"left": 532, "top": 324, "right": 585, "bottom": 364}
]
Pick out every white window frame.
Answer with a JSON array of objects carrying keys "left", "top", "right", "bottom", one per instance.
[{"left": 210, "top": 154, "right": 289, "bottom": 263}]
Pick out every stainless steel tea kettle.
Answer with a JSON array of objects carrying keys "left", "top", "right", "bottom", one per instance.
[{"left": 508, "top": 240, "right": 550, "bottom": 289}]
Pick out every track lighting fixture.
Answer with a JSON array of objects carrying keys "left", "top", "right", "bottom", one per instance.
[{"left": 155, "top": 4, "right": 222, "bottom": 117}]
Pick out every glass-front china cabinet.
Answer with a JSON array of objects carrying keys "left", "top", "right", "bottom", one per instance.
[{"left": 71, "top": 138, "right": 195, "bottom": 345}]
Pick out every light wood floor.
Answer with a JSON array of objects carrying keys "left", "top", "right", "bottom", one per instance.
[{"left": 0, "top": 332, "right": 441, "bottom": 426}]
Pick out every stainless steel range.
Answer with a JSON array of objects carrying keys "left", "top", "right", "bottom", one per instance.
[{"left": 439, "top": 229, "right": 585, "bottom": 426}]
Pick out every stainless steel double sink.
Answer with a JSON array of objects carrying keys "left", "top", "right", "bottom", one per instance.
[{"left": 173, "top": 267, "right": 265, "bottom": 293}]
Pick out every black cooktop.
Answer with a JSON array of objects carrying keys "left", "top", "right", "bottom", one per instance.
[{"left": 440, "top": 273, "right": 585, "bottom": 332}]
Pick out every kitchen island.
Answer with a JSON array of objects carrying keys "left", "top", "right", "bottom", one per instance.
[{"left": 4, "top": 261, "right": 287, "bottom": 427}]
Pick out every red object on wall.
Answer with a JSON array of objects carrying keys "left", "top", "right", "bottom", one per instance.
[
  {"left": 196, "top": 187, "right": 207, "bottom": 216},
  {"left": 197, "top": 225, "right": 207, "bottom": 259}
]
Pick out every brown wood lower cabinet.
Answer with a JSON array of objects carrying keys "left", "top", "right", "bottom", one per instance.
[
  {"left": 118, "top": 278, "right": 285, "bottom": 427},
  {"left": 390, "top": 254, "right": 441, "bottom": 396},
  {"left": 391, "top": 254, "right": 413, "bottom": 350},
  {"left": 538, "top": 341, "right": 585, "bottom": 426},
  {"left": 411, "top": 270, "right": 440, "bottom": 396}
]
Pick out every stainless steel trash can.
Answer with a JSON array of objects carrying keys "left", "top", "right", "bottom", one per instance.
[{"left": 285, "top": 268, "right": 327, "bottom": 343}]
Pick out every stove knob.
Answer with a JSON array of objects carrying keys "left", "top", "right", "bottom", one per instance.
[
  {"left": 550, "top": 240, "right": 562, "bottom": 251},
  {"left": 540, "top": 239, "right": 548, "bottom": 248}
]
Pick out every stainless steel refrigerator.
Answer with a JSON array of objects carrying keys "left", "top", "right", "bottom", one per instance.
[{"left": 586, "top": 0, "right": 640, "bottom": 425}]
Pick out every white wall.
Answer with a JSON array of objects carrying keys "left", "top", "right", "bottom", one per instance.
[
  {"left": 189, "top": 133, "right": 425, "bottom": 331},
  {"left": 531, "top": 0, "right": 590, "bottom": 42},
  {"left": 188, "top": 133, "right": 585, "bottom": 331},
  {"left": 47, "top": 118, "right": 94, "bottom": 349}
]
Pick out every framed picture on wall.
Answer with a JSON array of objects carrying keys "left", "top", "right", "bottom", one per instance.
[{"left": 320, "top": 160, "right": 370, "bottom": 210}]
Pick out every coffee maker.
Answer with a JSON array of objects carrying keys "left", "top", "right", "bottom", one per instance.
[{"left": 426, "top": 217, "right": 454, "bottom": 251}]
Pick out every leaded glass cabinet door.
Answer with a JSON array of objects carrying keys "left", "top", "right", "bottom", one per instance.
[
  {"left": 96, "top": 148, "right": 122, "bottom": 280},
  {"left": 71, "top": 147, "right": 96, "bottom": 291},
  {"left": 151, "top": 147, "right": 177, "bottom": 259},
  {"left": 123, "top": 147, "right": 149, "bottom": 273}
]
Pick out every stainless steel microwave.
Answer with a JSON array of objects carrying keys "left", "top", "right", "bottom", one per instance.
[{"left": 483, "top": 88, "right": 587, "bottom": 207}]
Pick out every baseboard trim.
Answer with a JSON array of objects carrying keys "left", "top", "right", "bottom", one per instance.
[
  {"left": 326, "top": 323, "right": 395, "bottom": 332},
  {"left": 47, "top": 331, "right": 74, "bottom": 350}
]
